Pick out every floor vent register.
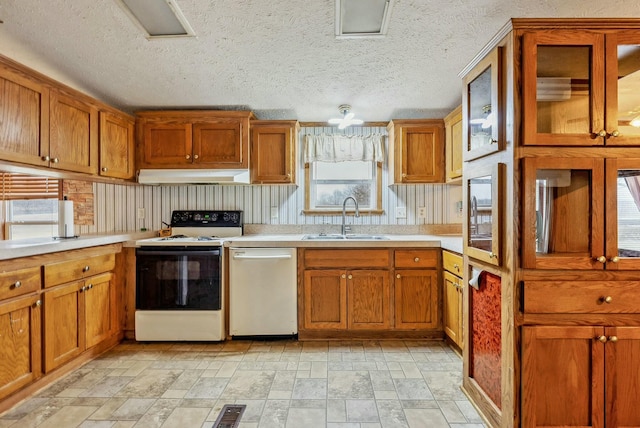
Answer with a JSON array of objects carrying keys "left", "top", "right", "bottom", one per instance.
[{"left": 212, "top": 404, "right": 246, "bottom": 428}]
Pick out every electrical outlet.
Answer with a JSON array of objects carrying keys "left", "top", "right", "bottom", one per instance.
[
  {"left": 270, "top": 206, "right": 279, "bottom": 219},
  {"left": 395, "top": 206, "right": 407, "bottom": 218},
  {"left": 418, "top": 207, "right": 427, "bottom": 219},
  {"left": 137, "top": 208, "right": 145, "bottom": 219}
]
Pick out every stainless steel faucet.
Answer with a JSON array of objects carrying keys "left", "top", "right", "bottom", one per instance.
[{"left": 341, "top": 196, "right": 360, "bottom": 235}]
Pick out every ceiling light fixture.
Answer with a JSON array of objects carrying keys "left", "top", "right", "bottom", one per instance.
[
  {"left": 328, "top": 104, "right": 364, "bottom": 129},
  {"left": 630, "top": 115, "right": 640, "bottom": 127},
  {"left": 114, "top": 0, "right": 194, "bottom": 38},
  {"left": 335, "top": 0, "right": 395, "bottom": 38}
]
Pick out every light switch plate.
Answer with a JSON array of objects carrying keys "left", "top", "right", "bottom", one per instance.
[
  {"left": 396, "top": 206, "right": 407, "bottom": 218},
  {"left": 270, "top": 207, "right": 279, "bottom": 219},
  {"left": 137, "top": 208, "right": 145, "bottom": 219}
]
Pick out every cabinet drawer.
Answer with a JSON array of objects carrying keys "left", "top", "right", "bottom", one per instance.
[
  {"left": 394, "top": 249, "right": 438, "bottom": 269},
  {"left": 0, "top": 266, "right": 41, "bottom": 299},
  {"left": 303, "top": 249, "right": 390, "bottom": 268},
  {"left": 44, "top": 253, "right": 116, "bottom": 288},
  {"left": 442, "top": 251, "right": 463, "bottom": 276},
  {"left": 524, "top": 281, "right": 640, "bottom": 314}
]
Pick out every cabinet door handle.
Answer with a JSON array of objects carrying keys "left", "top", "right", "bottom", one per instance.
[
  {"left": 610, "top": 130, "right": 620, "bottom": 137},
  {"left": 490, "top": 139, "right": 498, "bottom": 144},
  {"left": 13, "top": 281, "right": 22, "bottom": 288},
  {"left": 597, "top": 130, "right": 607, "bottom": 138},
  {"left": 83, "top": 265, "right": 90, "bottom": 272},
  {"left": 609, "top": 256, "right": 620, "bottom": 263},
  {"left": 347, "top": 274, "right": 353, "bottom": 280},
  {"left": 101, "top": 167, "right": 108, "bottom": 172},
  {"left": 601, "top": 296, "right": 613, "bottom": 304},
  {"left": 341, "top": 274, "right": 346, "bottom": 279},
  {"left": 52, "top": 157, "right": 59, "bottom": 163},
  {"left": 80, "top": 286, "right": 86, "bottom": 292},
  {"left": 596, "top": 335, "right": 607, "bottom": 343},
  {"left": 193, "top": 154, "right": 199, "bottom": 160},
  {"left": 596, "top": 256, "right": 607, "bottom": 264},
  {"left": 88, "top": 284, "right": 93, "bottom": 290},
  {"left": 489, "top": 252, "right": 497, "bottom": 259},
  {"left": 41, "top": 155, "right": 50, "bottom": 161},
  {"left": 608, "top": 336, "right": 618, "bottom": 343},
  {"left": 396, "top": 274, "right": 401, "bottom": 279},
  {"left": 186, "top": 154, "right": 191, "bottom": 160},
  {"left": 35, "top": 300, "right": 42, "bottom": 307}
]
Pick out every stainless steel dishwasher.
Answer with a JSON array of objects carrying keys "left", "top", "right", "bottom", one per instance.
[{"left": 229, "top": 247, "right": 297, "bottom": 337}]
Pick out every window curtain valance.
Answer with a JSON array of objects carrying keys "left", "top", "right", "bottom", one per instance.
[{"left": 304, "top": 134, "right": 385, "bottom": 163}]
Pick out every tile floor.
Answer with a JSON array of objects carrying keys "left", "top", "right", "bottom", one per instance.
[{"left": 0, "top": 340, "right": 486, "bottom": 428}]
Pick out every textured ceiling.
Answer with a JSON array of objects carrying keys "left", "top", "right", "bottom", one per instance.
[{"left": 1, "top": 0, "right": 640, "bottom": 122}]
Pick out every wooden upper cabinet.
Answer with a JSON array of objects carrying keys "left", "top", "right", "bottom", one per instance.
[
  {"left": 388, "top": 119, "right": 445, "bottom": 184},
  {"left": 99, "top": 111, "right": 135, "bottom": 179},
  {"left": 444, "top": 105, "right": 463, "bottom": 182},
  {"left": 49, "top": 88, "right": 98, "bottom": 174},
  {"left": 0, "top": 63, "right": 49, "bottom": 166},
  {"left": 522, "top": 30, "right": 640, "bottom": 146},
  {"left": 136, "top": 111, "right": 253, "bottom": 169},
  {"left": 250, "top": 120, "right": 299, "bottom": 184}
]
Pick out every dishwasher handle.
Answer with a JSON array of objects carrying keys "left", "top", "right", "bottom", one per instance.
[{"left": 233, "top": 253, "right": 292, "bottom": 260}]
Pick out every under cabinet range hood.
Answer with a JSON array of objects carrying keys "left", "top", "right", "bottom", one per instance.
[{"left": 137, "top": 169, "right": 250, "bottom": 185}]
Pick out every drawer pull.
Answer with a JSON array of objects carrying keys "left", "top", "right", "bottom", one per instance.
[
  {"left": 601, "top": 296, "right": 613, "bottom": 304},
  {"left": 608, "top": 336, "right": 618, "bottom": 343},
  {"left": 80, "top": 286, "right": 87, "bottom": 292},
  {"left": 596, "top": 256, "right": 607, "bottom": 264},
  {"left": 13, "top": 281, "right": 22, "bottom": 289},
  {"left": 489, "top": 252, "right": 497, "bottom": 259},
  {"left": 83, "top": 265, "right": 90, "bottom": 272},
  {"left": 453, "top": 263, "right": 459, "bottom": 270},
  {"left": 609, "top": 256, "right": 620, "bottom": 263},
  {"left": 597, "top": 335, "right": 607, "bottom": 343},
  {"left": 414, "top": 257, "right": 420, "bottom": 262},
  {"left": 35, "top": 300, "right": 42, "bottom": 307},
  {"left": 88, "top": 284, "right": 93, "bottom": 290},
  {"left": 341, "top": 274, "right": 346, "bottom": 279},
  {"left": 347, "top": 274, "right": 353, "bottom": 280}
]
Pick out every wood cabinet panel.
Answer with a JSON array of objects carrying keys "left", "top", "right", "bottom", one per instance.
[
  {"left": 605, "top": 326, "right": 640, "bottom": 427},
  {"left": 445, "top": 105, "right": 463, "bottom": 182},
  {"left": 84, "top": 273, "right": 114, "bottom": 349},
  {"left": 348, "top": 270, "right": 390, "bottom": 330},
  {"left": 522, "top": 326, "right": 603, "bottom": 428},
  {"left": 0, "top": 294, "right": 41, "bottom": 400},
  {"left": 99, "top": 111, "right": 135, "bottom": 179},
  {"left": 43, "top": 281, "right": 84, "bottom": 372},
  {"left": 0, "top": 64, "right": 49, "bottom": 166},
  {"left": 142, "top": 121, "right": 192, "bottom": 165},
  {"left": 43, "top": 253, "right": 115, "bottom": 288},
  {"left": 49, "top": 89, "right": 98, "bottom": 174},
  {"left": 250, "top": 120, "right": 298, "bottom": 184},
  {"left": 394, "top": 249, "right": 438, "bottom": 269},
  {"left": 443, "top": 271, "right": 463, "bottom": 348},
  {"left": 388, "top": 119, "right": 445, "bottom": 184},
  {"left": 524, "top": 281, "right": 640, "bottom": 314},
  {"left": 0, "top": 266, "right": 41, "bottom": 301},
  {"left": 442, "top": 251, "right": 463, "bottom": 276},
  {"left": 394, "top": 269, "right": 438, "bottom": 329},
  {"left": 194, "top": 121, "right": 246, "bottom": 167},
  {"left": 303, "top": 270, "right": 346, "bottom": 330},
  {"left": 303, "top": 249, "right": 390, "bottom": 269}
]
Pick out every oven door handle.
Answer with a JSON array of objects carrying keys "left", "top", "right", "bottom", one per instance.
[{"left": 232, "top": 254, "right": 292, "bottom": 260}]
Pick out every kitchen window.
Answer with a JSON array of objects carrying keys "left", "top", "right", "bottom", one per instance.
[
  {"left": 1, "top": 173, "right": 60, "bottom": 239},
  {"left": 303, "top": 133, "right": 384, "bottom": 213}
]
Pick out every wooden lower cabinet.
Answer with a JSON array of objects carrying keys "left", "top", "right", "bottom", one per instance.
[
  {"left": 522, "top": 325, "right": 640, "bottom": 428},
  {"left": 443, "top": 271, "right": 463, "bottom": 347},
  {"left": 0, "top": 294, "right": 41, "bottom": 400},
  {"left": 395, "top": 269, "right": 438, "bottom": 329},
  {"left": 302, "top": 269, "right": 390, "bottom": 330},
  {"left": 44, "top": 272, "right": 114, "bottom": 372}
]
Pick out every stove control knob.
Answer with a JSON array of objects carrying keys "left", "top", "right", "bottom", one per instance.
[{"left": 223, "top": 212, "right": 230, "bottom": 221}]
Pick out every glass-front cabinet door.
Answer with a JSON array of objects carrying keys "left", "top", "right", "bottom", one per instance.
[
  {"left": 605, "top": 32, "right": 640, "bottom": 146},
  {"left": 466, "top": 163, "right": 504, "bottom": 266},
  {"left": 523, "top": 30, "right": 640, "bottom": 146},
  {"left": 463, "top": 47, "right": 503, "bottom": 161},
  {"left": 523, "top": 157, "right": 640, "bottom": 270},
  {"left": 605, "top": 159, "right": 640, "bottom": 270}
]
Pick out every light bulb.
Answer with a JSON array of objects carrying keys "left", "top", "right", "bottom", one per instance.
[{"left": 630, "top": 115, "right": 640, "bottom": 127}]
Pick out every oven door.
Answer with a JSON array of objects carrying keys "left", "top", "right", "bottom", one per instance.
[{"left": 136, "top": 246, "right": 221, "bottom": 310}]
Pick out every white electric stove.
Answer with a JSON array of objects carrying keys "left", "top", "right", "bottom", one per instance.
[{"left": 134, "top": 210, "right": 242, "bottom": 341}]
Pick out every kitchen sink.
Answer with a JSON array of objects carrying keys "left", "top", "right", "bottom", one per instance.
[{"left": 302, "top": 234, "right": 389, "bottom": 240}]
